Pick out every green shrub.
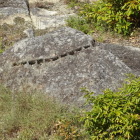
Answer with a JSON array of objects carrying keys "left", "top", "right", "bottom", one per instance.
[
  {"left": 53, "top": 114, "right": 84, "bottom": 140},
  {"left": 81, "top": 75, "right": 140, "bottom": 139},
  {"left": 66, "top": 16, "right": 93, "bottom": 34},
  {"left": 79, "top": 0, "right": 140, "bottom": 35}
]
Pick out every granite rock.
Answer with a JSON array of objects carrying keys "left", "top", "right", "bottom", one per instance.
[
  {"left": 0, "top": 27, "right": 137, "bottom": 106},
  {"left": 0, "top": 0, "right": 30, "bottom": 25},
  {"left": 98, "top": 43, "right": 140, "bottom": 75}
]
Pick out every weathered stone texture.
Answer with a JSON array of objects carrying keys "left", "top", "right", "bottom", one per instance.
[
  {"left": 29, "top": 2, "right": 75, "bottom": 30},
  {"left": 0, "top": 27, "right": 94, "bottom": 66},
  {"left": 98, "top": 43, "right": 140, "bottom": 74},
  {"left": 0, "top": 0, "right": 27, "bottom": 8},
  {"left": 0, "top": 27, "right": 137, "bottom": 106},
  {"left": 30, "top": 7, "right": 75, "bottom": 30},
  {"left": 0, "top": 0, "right": 30, "bottom": 24},
  {"left": 28, "top": 0, "right": 61, "bottom": 4}
]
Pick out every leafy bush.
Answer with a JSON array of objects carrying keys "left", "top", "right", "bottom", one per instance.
[
  {"left": 79, "top": 0, "right": 140, "bottom": 35},
  {"left": 53, "top": 115, "right": 84, "bottom": 140},
  {"left": 81, "top": 75, "right": 140, "bottom": 139}
]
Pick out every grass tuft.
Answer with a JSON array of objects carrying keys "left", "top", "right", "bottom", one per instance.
[{"left": 0, "top": 85, "right": 85, "bottom": 139}]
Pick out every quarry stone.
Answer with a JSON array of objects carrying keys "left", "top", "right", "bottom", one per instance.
[{"left": 0, "top": 27, "right": 137, "bottom": 106}]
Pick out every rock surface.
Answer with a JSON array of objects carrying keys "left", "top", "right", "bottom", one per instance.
[
  {"left": 0, "top": 0, "right": 30, "bottom": 25},
  {"left": 0, "top": 27, "right": 137, "bottom": 106},
  {"left": 0, "top": 0, "right": 76, "bottom": 32},
  {"left": 29, "top": 1, "right": 75, "bottom": 30},
  {"left": 0, "top": 1, "right": 139, "bottom": 106},
  {"left": 28, "top": 0, "right": 61, "bottom": 4},
  {"left": 0, "top": 0, "right": 77, "bottom": 51},
  {"left": 98, "top": 43, "right": 140, "bottom": 75},
  {"left": 30, "top": 7, "right": 74, "bottom": 30}
]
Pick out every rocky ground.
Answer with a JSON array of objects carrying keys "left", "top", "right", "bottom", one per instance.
[
  {"left": 0, "top": 0, "right": 140, "bottom": 105},
  {"left": 0, "top": 2, "right": 139, "bottom": 140},
  {"left": 0, "top": 0, "right": 78, "bottom": 51},
  {"left": 1, "top": 27, "right": 140, "bottom": 106},
  {"left": 0, "top": 0, "right": 139, "bottom": 51}
]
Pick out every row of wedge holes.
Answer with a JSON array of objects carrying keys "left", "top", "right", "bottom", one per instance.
[{"left": 13, "top": 45, "right": 90, "bottom": 67}]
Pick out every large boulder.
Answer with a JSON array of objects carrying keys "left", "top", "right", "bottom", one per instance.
[{"left": 0, "top": 27, "right": 138, "bottom": 106}]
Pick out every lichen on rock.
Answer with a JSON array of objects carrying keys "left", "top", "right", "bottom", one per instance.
[{"left": 1, "top": 27, "right": 138, "bottom": 106}]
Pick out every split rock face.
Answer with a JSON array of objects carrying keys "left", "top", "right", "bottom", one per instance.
[
  {"left": 0, "top": 27, "right": 138, "bottom": 106},
  {"left": 98, "top": 43, "right": 140, "bottom": 75}
]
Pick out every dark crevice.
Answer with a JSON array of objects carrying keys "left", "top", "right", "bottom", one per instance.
[
  {"left": 45, "top": 59, "right": 51, "bottom": 62},
  {"left": 75, "top": 47, "right": 82, "bottom": 52},
  {"left": 24, "top": 0, "right": 35, "bottom": 36},
  {"left": 84, "top": 45, "right": 90, "bottom": 49},
  {"left": 60, "top": 53, "right": 67, "bottom": 58},
  {"left": 24, "top": 0, "right": 31, "bottom": 16},
  {"left": 21, "top": 61, "right": 27, "bottom": 65},
  {"left": 28, "top": 60, "right": 36, "bottom": 65},
  {"left": 13, "top": 63, "right": 17, "bottom": 66},
  {"left": 37, "top": 59, "right": 44, "bottom": 64},
  {"left": 68, "top": 50, "right": 75, "bottom": 55},
  {"left": 12, "top": 45, "right": 93, "bottom": 67}
]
